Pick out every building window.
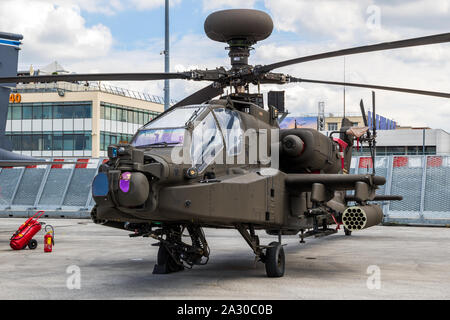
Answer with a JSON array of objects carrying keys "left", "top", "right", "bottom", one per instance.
[
  {"left": 22, "top": 134, "right": 33, "bottom": 150},
  {"left": 32, "top": 105, "right": 42, "bottom": 119},
  {"left": 328, "top": 123, "right": 338, "bottom": 131},
  {"left": 22, "top": 106, "right": 33, "bottom": 119},
  {"left": 63, "top": 134, "right": 74, "bottom": 151},
  {"left": 10, "top": 134, "right": 21, "bottom": 150},
  {"left": 6, "top": 131, "right": 92, "bottom": 152},
  {"left": 111, "top": 107, "right": 117, "bottom": 121},
  {"left": 376, "top": 146, "right": 387, "bottom": 156},
  {"left": 43, "top": 133, "right": 52, "bottom": 151},
  {"left": 43, "top": 106, "right": 52, "bottom": 119},
  {"left": 105, "top": 105, "right": 111, "bottom": 120},
  {"left": 100, "top": 131, "right": 133, "bottom": 151},
  {"left": 74, "top": 134, "right": 84, "bottom": 150},
  {"left": 100, "top": 102, "right": 161, "bottom": 125},
  {"left": 425, "top": 146, "right": 436, "bottom": 155},
  {"left": 12, "top": 105, "right": 22, "bottom": 120},
  {"left": 352, "top": 122, "right": 359, "bottom": 127},
  {"left": 386, "top": 146, "right": 406, "bottom": 155},
  {"left": 63, "top": 105, "right": 74, "bottom": 119},
  {"left": 407, "top": 146, "right": 418, "bottom": 155},
  {"left": 74, "top": 105, "right": 91, "bottom": 118},
  {"left": 53, "top": 133, "right": 63, "bottom": 151}
]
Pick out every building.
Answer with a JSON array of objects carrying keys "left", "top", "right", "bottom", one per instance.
[
  {"left": 370, "top": 128, "right": 450, "bottom": 156},
  {"left": 280, "top": 113, "right": 450, "bottom": 156},
  {"left": 5, "top": 80, "right": 165, "bottom": 158},
  {"left": 324, "top": 114, "right": 364, "bottom": 131}
]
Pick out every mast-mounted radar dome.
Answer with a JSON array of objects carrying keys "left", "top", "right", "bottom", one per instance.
[
  {"left": 204, "top": 9, "right": 274, "bottom": 69},
  {"left": 204, "top": 9, "right": 273, "bottom": 44}
]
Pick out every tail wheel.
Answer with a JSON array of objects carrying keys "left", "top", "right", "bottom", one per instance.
[
  {"left": 265, "top": 242, "right": 285, "bottom": 278},
  {"left": 28, "top": 239, "right": 38, "bottom": 250}
]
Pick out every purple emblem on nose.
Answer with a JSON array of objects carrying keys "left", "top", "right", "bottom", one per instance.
[{"left": 119, "top": 172, "right": 131, "bottom": 193}]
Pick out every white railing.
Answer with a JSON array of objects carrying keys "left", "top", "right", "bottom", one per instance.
[{"left": 12, "top": 82, "right": 178, "bottom": 105}]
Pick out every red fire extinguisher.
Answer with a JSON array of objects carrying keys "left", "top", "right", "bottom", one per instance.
[
  {"left": 44, "top": 225, "right": 54, "bottom": 253},
  {"left": 10, "top": 211, "right": 45, "bottom": 250}
]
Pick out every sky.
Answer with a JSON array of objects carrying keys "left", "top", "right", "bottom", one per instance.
[{"left": 0, "top": 0, "right": 449, "bottom": 130}]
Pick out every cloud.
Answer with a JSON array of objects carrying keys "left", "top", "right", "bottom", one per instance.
[
  {"left": 202, "top": 0, "right": 257, "bottom": 12},
  {"left": 0, "top": 0, "right": 113, "bottom": 63},
  {"left": 38, "top": 0, "right": 125, "bottom": 15},
  {"left": 1, "top": 0, "right": 448, "bottom": 131},
  {"left": 256, "top": 0, "right": 450, "bottom": 131},
  {"left": 265, "top": 0, "right": 369, "bottom": 43},
  {"left": 33, "top": 0, "right": 182, "bottom": 15},
  {"left": 253, "top": 37, "right": 450, "bottom": 130},
  {"left": 129, "top": 0, "right": 182, "bottom": 11}
]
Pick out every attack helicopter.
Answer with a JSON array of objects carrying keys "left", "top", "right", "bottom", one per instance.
[{"left": 1, "top": 9, "right": 449, "bottom": 277}]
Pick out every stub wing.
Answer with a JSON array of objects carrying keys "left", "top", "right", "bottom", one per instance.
[
  {"left": 285, "top": 173, "right": 402, "bottom": 204},
  {"left": 285, "top": 173, "right": 385, "bottom": 192}
]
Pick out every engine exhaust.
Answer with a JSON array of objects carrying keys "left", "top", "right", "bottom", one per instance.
[{"left": 342, "top": 205, "right": 383, "bottom": 231}]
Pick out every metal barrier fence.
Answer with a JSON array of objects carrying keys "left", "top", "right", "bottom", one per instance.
[
  {"left": 1, "top": 156, "right": 449, "bottom": 225},
  {"left": 350, "top": 155, "right": 450, "bottom": 226},
  {"left": 0, "top": 158, "right": 100, "bottom": 218}
]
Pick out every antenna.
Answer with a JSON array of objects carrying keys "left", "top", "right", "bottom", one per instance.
[
  {"left": 360, "top": 97, "right": 376, "bottom": 176},
  {"left": 164, "top": 0, "right": 170, "bottom": 111},
  {"left": 318, "top": 101, "right": 325, "bottom": 131},
  {"left": 343, "top": 57, "right": 346, "bottom": 119},
  {"left": 372, "top": 91, "right": 376, "bottom": 175}
]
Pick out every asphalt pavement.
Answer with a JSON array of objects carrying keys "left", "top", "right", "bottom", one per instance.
[{"left": 0, "top": 218, "right": 449, "bottom": 299}]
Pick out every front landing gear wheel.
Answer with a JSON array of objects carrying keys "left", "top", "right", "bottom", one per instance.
[
  {"left": 344, "top": 227, "right": 352, "bottom": 236},
  {"left": 265, "top": 242, "right": 285, "bottom": 278},
  {"left": 153, "top": 244, "right": 184, "bottom": 274}
]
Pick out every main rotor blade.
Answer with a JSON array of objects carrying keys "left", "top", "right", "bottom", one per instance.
[
  {"left": 258, "top": 33, "right": 450, "bottom": 73},
  {"left": 291, "top": 77, "right": 450, "bottom": 98},
  {"left": 171, "top": 83, "right": 224, "bottom": 108},
  {"left": 0, "top": 72, "right": 191, "bottom": 84}
]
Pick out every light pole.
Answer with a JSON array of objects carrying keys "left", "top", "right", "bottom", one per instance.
[{"left": 164, "top": 0, "right": 170, "bottom": 111}]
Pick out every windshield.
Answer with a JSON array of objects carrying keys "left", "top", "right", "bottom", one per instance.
[
  {"left": 132, "top": 128, "right": 185, "bottom": 147},
  {"left": 191, "top": 112, "right": 224, "bottom": 173},
  {"left": 213, "top": 108, "right": 243, "bottom": 156},
  {"left": 144, "top": 106, "right": 204, "bottom": 129}
]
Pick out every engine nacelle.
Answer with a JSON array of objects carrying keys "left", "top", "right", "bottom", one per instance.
[{"left": 280, "top": 129, "right": 341, "bottom": 174}]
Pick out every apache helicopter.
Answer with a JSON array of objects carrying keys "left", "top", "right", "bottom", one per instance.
[{"left": 1, "top": 9, "right": 449, "bottom": 277}]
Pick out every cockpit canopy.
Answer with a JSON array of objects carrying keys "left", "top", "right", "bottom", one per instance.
[
  {"left": 132, "top": 105, "right": 204, "bottom": 148},
  {"left": 131, "top": 105, "right": 243, "bottom": 173}
]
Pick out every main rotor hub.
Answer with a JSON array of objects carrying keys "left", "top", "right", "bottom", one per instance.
[{"left": 204, "top": 9, "right": 274, "bottom": 69}]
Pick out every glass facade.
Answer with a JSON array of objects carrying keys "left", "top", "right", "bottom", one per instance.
[
  {"left": 99, "top": 102, "right": 160, "bottom": 152},
  {"left": 6, "top": 132, "right": 91, "bottom": 152},
  {"left": 8, "top": 102, "right": 91, "bottom": 120},
  {"left": 100, "top": 102, "right": 158, "bottom": 125},
  {"left": 6, "top": 101, "right": 93, "bottom": 157},
  {"left": 100, "top": 132, "right": 134, "bottom": 151}
]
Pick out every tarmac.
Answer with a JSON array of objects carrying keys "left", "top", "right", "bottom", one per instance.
[{"left": 0, "top": 218, "right": 449, "bottom": 300}]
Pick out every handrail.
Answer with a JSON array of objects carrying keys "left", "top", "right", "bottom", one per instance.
[{"left": 10, "top": 81, "right": 178, "bottom": 105}]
